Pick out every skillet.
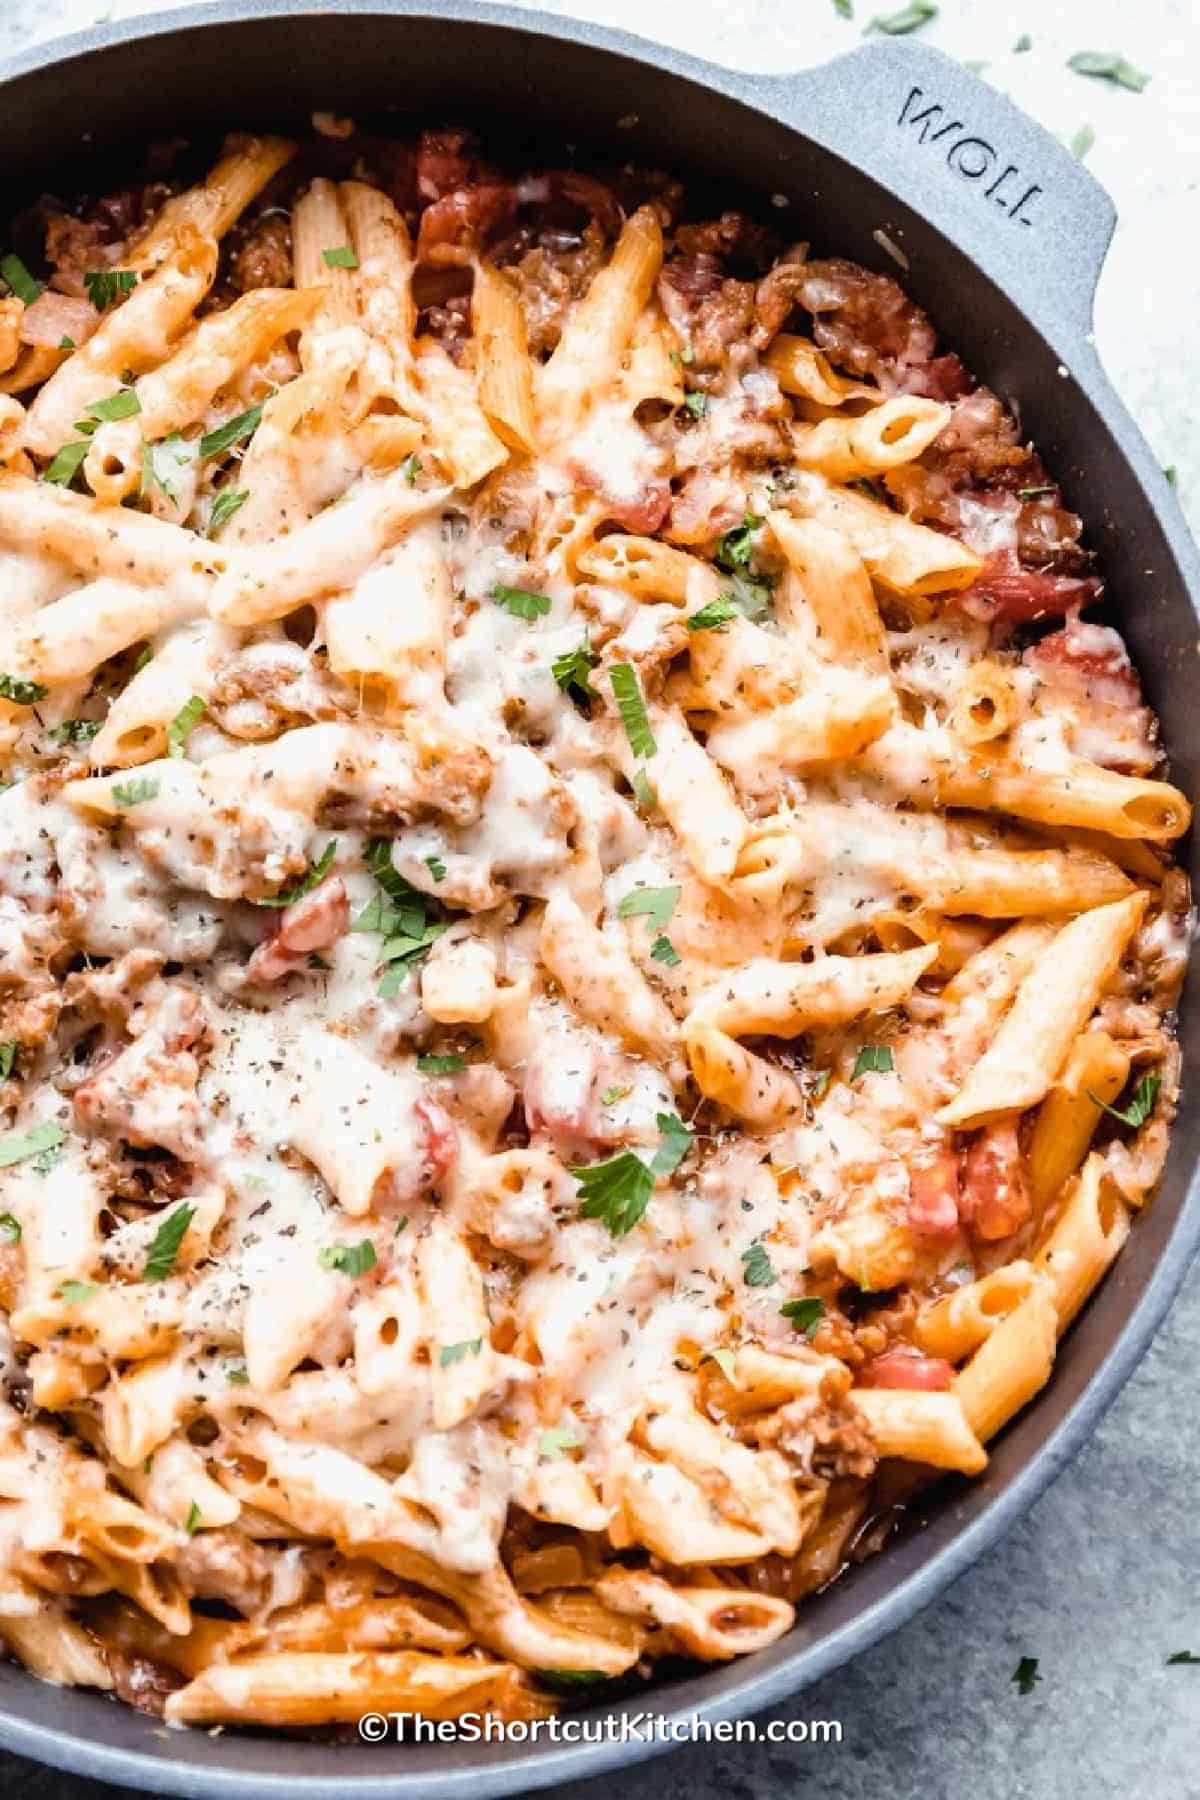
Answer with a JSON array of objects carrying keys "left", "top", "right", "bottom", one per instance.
[{"left": 0, "top": 5, "right": 1197, "bottom": 1793}]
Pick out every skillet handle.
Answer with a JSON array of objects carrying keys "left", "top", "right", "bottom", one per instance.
[{"left": 761, "top": 40, "right": 1115, "bottom": 350}]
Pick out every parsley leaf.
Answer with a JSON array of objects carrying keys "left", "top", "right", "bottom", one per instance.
[
  {"left": 1067, "top": 50, "right": 1150, "bottom": 91},
  {"left": 833, "top": 0, "right": 853, "bottom": 16},
  {"left": 42, "top": 439, "right": 91, "bottom": 487},
  {"left": 199, "top": 404, "right": 263, "bottom": 461},
  {"left": 141, "top": 432, "right": 198, "bottom": 502},
  {"left": 683, "top": 391, "right": 708, "bottom": 419},
  {"left": 401, "top": 453, "right": 422, "bottom": 486},
  {"left": 0, "top": 1212, "right": 21, "bottom": 1244},
  {"left": 630, "top": 768, "right": 657, "bottom": 811},
  {"left": 1017, "top": 484, "right": 1056, "bottom": 499},
  {"left": 424, "top": 854, "right": 447, "bottom": 882},
  {"left": 207, "top": 487, "right": 249, "bottom": 537},
  {"left": 322, "top": 246, "right": 359, "bottom": 269},
  {"left": 599, "top": 1085, "right": 630, "bottom": 1106},
  {"left": 111, "top": 777, "right": 160, "bottom": 808},
  {"left": 185, "top": 1501, "right": 202, "bottom": 1535},
  {"left": 651, "top": 933, "right": 681, "bottom": 967},
  {"left": 225, "top": 1366, "right": 250, "bottom": 1386},
  {"left": 852, "top": 1043, "right": 894, "bottom": 1081},
  {"left": 84, "top": 268, "right": 138, "bottom": 311},
  {"left": 1089, "top": 1071, "right": 1160, "bottom": 1129},
  {"left": 741, "top": 1241, "right": 777, "bottom": 1287},
  {"left": 167, "top": 696, "right": 206, "bottom": 759},
  {"left": 701, "top": 1346, "right": 737, "bottom": 1381},
  {"left": 318, "top": 1240, "right": 378, "bottom": 1278},
  {"left": 616, "top": 885, "right": 679, "bottom": 933},
  {"left": 609, "top": 662, "right": 656, "bottom": 758},
  {"left": 865, "top": 1, "right": 938, "bottom": 32},
  {"left": 535, "top": 1669, "right": 609, "bottom": 1689},
  {"left": 780, "top": 1297, "right": 826, "bottom": 1339},
  {"left": 143, "top": 1202, "right": 196, "bottom": 1282},
  {"left": 49, "top": 718, "right": 101, "bottom": 745},
  {"left": 538, "top": 1426, "right": 582, "bottom": 1458},
  {"left": 257, "top": 840, "right": 338, "bottom": 907},
  {"left": 0, "top": 254, "right": 42, "bottom": 305},
  {"left": 716, "top": 512, "right": 763, "bottom": 572},
  {"left": 573, "top": 1116, "right": 691, "bottom": 1238},
  {"left": 0, "top": 1044, "right": 15, "bottom": 1079},
  {"left": 86, "top": 387, "right": 141, "bottom": 424},
  {"left": 57, "top": 1279, "right": 97, "bottom": 1304},
  {"left": 1012, "top": 1656, "right": 1041, "bottom": 1696},
  {"left": 439, "top": 1337, "right": 483, "bottom": 1366},
  {"left": 1166, "top": 1651, "right": 1200, "bottom": 1665},
  {"left": 687, "top": 597, "right": 741, "bottom": 632},
  {"left": 491, "top": 583, "right": 552, "bottom": 622},
  {"left": 552, "top": 638, "right": 598, "bottom": 704},
  {"left": 1013, "top": 32, "right": 1032, "bottom": 52},
  {"left": 0, "top": 1121, "right": 65, "bottom": 1169},
  {"left": 0, "top": 673, "right": 48, "bottom": 705},
  {"left": 1070, "top": 123, "right": 1096, "bottom": 161},
  {"left": 417, "top": 1054, "right": 466, "bottom": 1075}
]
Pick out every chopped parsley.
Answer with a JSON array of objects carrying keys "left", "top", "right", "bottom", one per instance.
[
  {"left": 1089, "top": 1071, "right": 1160, "bottom": 1129},
  {"left": 682, "top": 391, "right": 708, "bottom": 419},
  {"left": 111, "top": 777, "right": 160, "bottom": 808},
  {"left": 42, "top": 439, "right": 91, "bottom": 487},
  {"left": 701, "top": 1346, "right": 737, "bottom": 1381},
  {"left": 257, "top": 839, "right": 338, "bottom": 907},
  {"left": 0, "top": 1121, "right": 65, "bottom": 1169},
  {"left": 808, "top": 1069, "right": 832, "bottom": 1101},
  {"left": 84, "top": 268, "right": 138, "bottom": 311},
  {"left": 609, "top": 662, "right": 656, "bottom": 758},
  {"left": 490, "top": 583, "right": 552, "bottom": 622},
  {"left": 651, "top": 934, "right": 681, "bottom": 967},
  {"left": 1013, "top": 32, "right": 1032, "bottom": 52},
  {"left": 0, "top": 1043, "right": 14, "bottom": 1079},
  {"left": 0, "top": 1213, "right": 21, "bottom": 1244},
  {"left": 424, "top": 854, "right": 447, "bottom": 882},
  {"left": 58, "top": 336, "right": 75, "bottom": 351},
  {"left": 865, "top": 1, "right": 938, "bottom": 32},
  {"left": 616, "top": 885, "right": 679, "bottom": 932},
  {"left": 1067, "top": 50, "right": 1150, "bottom": 91},
  {"left": 322, "top": 246, "right": 359, "bottom": 269},
  {"left": 401, "top": 453, "right": 422, "bottom": 486},
  {"left": 143, "top": 1202, "right": 196, "bottom": 1282},
  {"left": 353, "top": 838, "right": 447, "bottom": 996},
  {"left": 49, "top": 718, "right": 101, "bottom": 745},
  {"left": 1166, "top": 1651, "right": 1200, "bottom": 1665},
  {"left": 552, "top": 638, "right": 598, "bottom": 705},
  {"left": 318, "top": 1240, "right": 378, "bottom": 1278},
  {"left": 780, "top": 1297, "right": 826, "bottom": 1339},
  {"left": 166, "top": 696, "right": 206, "bottom": 759},
  {"left": 0, "top": 253, "right": 42, "bottom": 305},
  {"left": 439, "top": 1337, "right": 483, "bottom": 1367},
  {"left": 87, "top": 387, "right": 141, "bottom": 423},
  {"left": 0, "top": 674, "right": 48, "bottom": 705},
  {"left": 687, "top": 597, "right": 741, "bottom": 633},
  {"left": 1012, "top": 1656, "right": 1041, "bottom": 1696},
  {"left": 714, "top": 512, "right": 774, "bottom": 618},
  {"left": 141, "top": 432, "right": 198, "bottom": 502},
  {"left": 572, "top": 1113, "right": 693, "bottom": 1238},
  {"left": 538, "top": 1427, "right": 582, "bottom": 1458},
  {"left": 185, "top": 1501, "right": 202, "bottom": 1535},
  {"left": 199, "top": 404, "right": 263, "bottom": 462},
  {"left": 1070, "top": 124, "right": 1096, "bottom": 161},
  {"left": 225, "top": 1366, "right": 250, "bottom": 1386},
  {"left": 417, "top": 1054, "right": 466, "bottom": 1075},
  {"left": 57, "top": 1279, "right": 98, "bottom": 1304},
  {"left": 535, "top": 1669, "right": 609, "bottom": 1689},
  {"left": 207, "top": 487, "right": 250, "bottom": 537},
  {"left": 741, "top": 1241, "right": 777, "bottom": 1288},
  {"left": 599, "top": 1086, "right": 631, "bottom": 1106},
  {"left": 630, "top": 767, "right": 657, "bottom": 811},
  {"left": 852, "top": 1043, "right": 894, "bottom": 1081},
  {"left": 833, "top": 0, "right": 853, "bottom": 16},
  {"left": 1017, "top": 484, "right": 1056, "bottom": 499}
]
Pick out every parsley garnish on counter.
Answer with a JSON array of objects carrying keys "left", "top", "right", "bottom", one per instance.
[{"left": 1012, "top": 1656, "right": 1041, "bottom": 1696}]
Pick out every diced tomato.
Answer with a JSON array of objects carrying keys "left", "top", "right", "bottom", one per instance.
[
  {"left": 247, "top": 877, "right": 349, "bottom": 984},
  {"left": 957, "top": 548, "right": 1102, "bottom": 625},
  {"left": 907, "top": 1148, "right": 962, "bottom": 1239},
  {"left": 960, "top": 1121, "right": 1032, "bottom": 1241},
  {"left": 859, "top": 1345, "right": 956, "bottom": 1391}
]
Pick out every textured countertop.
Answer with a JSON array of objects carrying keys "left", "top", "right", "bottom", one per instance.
[{"left": 1, "top": 0, "right": 1198, "bottom": 1793}]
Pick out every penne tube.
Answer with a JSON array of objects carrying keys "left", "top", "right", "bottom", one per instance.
[
  {"left": 165, "top": 1649, "right": 517, "bottom": 1726},
  {"left": 132, "top": 135, "right": 296, "bottom": 266},
  {"left": 595, "top": 1568, "right": 795, "bottom": 1660},
  {"left": 913, "top": 1261, "right": 1041, "bottom": 1362},
  {"left": 954, "top": 1280, "right": 1058, "bottom": 1445},
  {"left": 851, "top": 1388, "right": 987, "bottom": 1473},
  {"left": 785, "top": 471, "right": 983, "bottom": 597},
  {"left": 949, "top": 658, "right": 1023, "bottom": 746},
  {"left": 938, "top": 894, "right": 1146, "bottom": 1129},
  {"left": 473, "top": 262, "right": 538, "bottom": 455},
  {"left": 1028, "top": 1030, "right": 1130, "bottom": 1210},
  {"left": 1033, "top": 1154, "right": 1131, "bottom": 1329},
  {"left": 790, "top": 395, "right": 950, "bottom": 482},
  {"left": 763, "top": 332, "right": 875, "bottom": 405},
  {"left": 770, "top": 511, "right": 889, "bottom": 671}
]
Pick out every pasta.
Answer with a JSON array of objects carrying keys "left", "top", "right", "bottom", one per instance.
[{"left": 0, "top": 118, "right": 1189, "bottom": 1733}]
